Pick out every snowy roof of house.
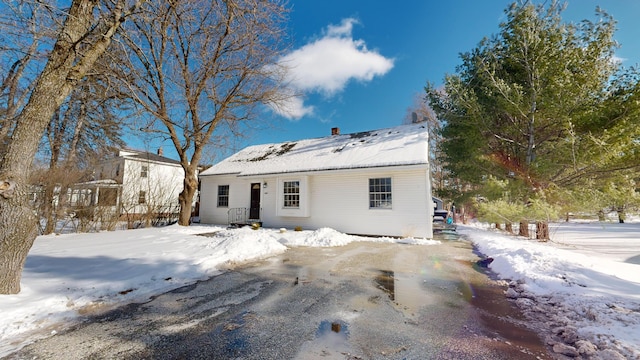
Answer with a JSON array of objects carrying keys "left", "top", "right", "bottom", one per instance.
[
  {"left": 200, "top": 123, "right": 429, "bottom": 177},
  {"left": 118, "top": 149, "right": 181, "bottom": 165}
]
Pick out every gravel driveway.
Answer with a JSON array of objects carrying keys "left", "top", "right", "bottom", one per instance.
[{"left": 5, "top": 236, "right": 550, "bottom": 359}]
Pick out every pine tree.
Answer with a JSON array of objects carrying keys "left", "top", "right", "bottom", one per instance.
[{"left": 426, "top": 1, "right": 640, "bottom": 225}]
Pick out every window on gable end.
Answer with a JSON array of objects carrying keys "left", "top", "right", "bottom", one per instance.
[{"left": 369, "top": 177, "right": 392, "bottom": 209}]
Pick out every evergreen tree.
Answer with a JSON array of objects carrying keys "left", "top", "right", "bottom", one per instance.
[{"left": 426, "top": 1, "right": 640, "bottom": 222}]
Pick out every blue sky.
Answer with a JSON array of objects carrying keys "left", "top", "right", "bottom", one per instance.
[
  {"left": 249, "top": 0, "right": 640, "bottom": 145},
  {"left": 146, "top": 1, "right": 640, "bottom": 161}
]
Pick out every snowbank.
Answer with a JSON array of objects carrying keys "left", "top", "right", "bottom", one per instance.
[{"left": 460, "top": 222, "right": 640, "bottom": 359}]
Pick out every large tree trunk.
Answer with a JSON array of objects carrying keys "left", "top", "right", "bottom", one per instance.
[
  {"left": 0, "top": 0, "right": 140, "bottom": 294},
  {"left": 0, "top": 57, "right": 78, "bottom": 292},
  {"left": 0, "top": 188, "right": 39, "bottom": 293},
  {"left": 178, "top": 168, "right": 198, "bottom": 226}
]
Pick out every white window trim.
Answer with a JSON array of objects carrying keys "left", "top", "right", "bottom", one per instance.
[
  {"left": 276, "top": 176, "right": 309, "bottom": 217},
  {"left": 369, "top": 177, "right": 393, "bottom": 210},
  {"left": 282, "top": 180, "right": 300, "bottom": 209},
  {"left": 217, "top": 185, "right": 229, "bottom": 208}
]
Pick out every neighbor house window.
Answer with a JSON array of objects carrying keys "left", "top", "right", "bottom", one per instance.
[
  {"left": 138, "top": 190, "right": 146, "bottom": 204},
  {"left": 141, "top": 166, "right": 148, "bottom": 178},
  {"left": 369, "top": 177, "right": 392, "bottom": 209},
  {"left": 217, "top": 185, "right": 229, "bottom": 207},
  {"left": 283, "top": 180, "right": 300, "bottom": 208}
]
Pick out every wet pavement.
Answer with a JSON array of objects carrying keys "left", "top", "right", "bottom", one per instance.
[{"left": 5, "top": 232, "right": 550, "bottom": 359}]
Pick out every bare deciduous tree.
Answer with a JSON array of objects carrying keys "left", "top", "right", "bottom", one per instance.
[
  {"left": 0, "top": 0, "right": 144, "bottom": 294},
  {"left": 0, "top": 1, "right": 54, "bottom": 152},
  {"left": 38, "top": 60, "right": 129, "bottom": 235},
  {"left": 404, "top": 93, "right": 447, "bottom": 194},
  {"left": 117, "top": 0, "right": 293, "bottom": 225}
]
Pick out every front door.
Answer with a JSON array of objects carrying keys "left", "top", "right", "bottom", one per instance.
[{"left": 249, "top": 183, "right": 261, "bottom": 220}]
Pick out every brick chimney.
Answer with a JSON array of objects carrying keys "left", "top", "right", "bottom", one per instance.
[
  {"left": 157, "top": 147, "right": 163, "bottom": 156},
  {"left": 331, "top": 127, "right": 340, "bottom": 136}
]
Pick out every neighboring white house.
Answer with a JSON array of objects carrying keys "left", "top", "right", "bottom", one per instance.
[
  {"left": 199, "top": 123, "right": 433, "bottom": 238},
  {"left": 95, "top": 149, "right": 185, "bottom": 216},
  {"left": 65, "top": 149, "right": 187, "bottom": 219}
]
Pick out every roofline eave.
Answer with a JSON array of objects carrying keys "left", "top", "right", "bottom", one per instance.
[{"left": 233, "top": 162, "right": 429, "bottom": 178}]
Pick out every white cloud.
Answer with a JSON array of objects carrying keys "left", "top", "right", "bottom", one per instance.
[
  {"left": 326, "top": 17, "right": 357, "bottom": 37},
  {"left": 270, "top": 95, "right": 315, "bottom": 120},
  {"left": 274, "top": 18, "right": 394, "bottom": 120}
]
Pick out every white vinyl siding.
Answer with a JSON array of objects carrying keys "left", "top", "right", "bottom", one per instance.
[
  {"left": 200, "top": 166, "right": 432, "bottom": 238},
  {"left": 199, "top": 175, "right": 254, "bottom": 225},
  {"left": 257, "top": 167, "right": 431, "bottom": 238},
  {"left": 119, "top": 158, "right": 185, "bottom": 214}
]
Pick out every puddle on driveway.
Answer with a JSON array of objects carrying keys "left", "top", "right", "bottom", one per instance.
[
  {"left": 374, "top": 270, "right": 440, "bottom": 314},
  {"left": 316, "top": 320, "right": 349, "bottom": 342},
  {"left": 374, "top": 270, "right": 395, "bottom": 301},
  {"left": 294, "top": 319, "right": 356, "bottom": 360}
]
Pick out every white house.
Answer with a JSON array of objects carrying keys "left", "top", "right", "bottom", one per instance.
[
  {"left": 199, "top": 123, "right": 433, "bottom": 238},
  {"left": 64, "top": 149, "right": 186, "bottom": 221},
  {"left": 95, "top": 149, "right": 185, "bottom": 216}
]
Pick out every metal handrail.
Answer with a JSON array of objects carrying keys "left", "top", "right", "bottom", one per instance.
[{"left": 228, "top": 207, "right": 248, "bottom": 225}]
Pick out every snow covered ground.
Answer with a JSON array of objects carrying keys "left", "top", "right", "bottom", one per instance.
[
  {"left": 461, "top": 221, "right": 640, "bottom": 359},
  {"left": 0, "top": 221, "right": 638, "bottom": 359},
  {"left": 0, "top": 225, "right": 435, "bottom": 357}
]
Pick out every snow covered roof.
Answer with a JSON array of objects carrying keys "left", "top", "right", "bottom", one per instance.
[
  {"left": 200, "top": 123, "right": 429, "bottom": 177},
  {"left": 118, "top": 149, "right": 181, "bottom": 165}
]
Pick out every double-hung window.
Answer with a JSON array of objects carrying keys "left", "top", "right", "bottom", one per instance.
[
  {"left": 141, "top": 166, "right": 148, "bottom": 178},
  {"left": 138, "top": 190, "right": 146, "bottom": 204},
  {"left": 369, "top": 177, "right": 392, "bottom": 209},
  {"left": 277, "top": 177, "right": 308, "bottom": 217},
  {"left": 217, "top": 185, "right": 229, "bottom": 207},
  {"left": 283, "top": 181, "right": 300, "bottom": 208}
]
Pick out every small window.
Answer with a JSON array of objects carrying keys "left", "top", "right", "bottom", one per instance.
[
  {"left": 283, "top": 181, "right": 300, "bottom": 208},
  {"left": 138, "top": 190, "right": 146, "bottom": 204},
  {"left": 369, "top": 178, "right": 392, "bottom": 209},
  {"left": 141, "top": 166, "right": 148, "bottom": 178},
  {"left": 217, "top": 185, "right": 229, "bottom": 207}
]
